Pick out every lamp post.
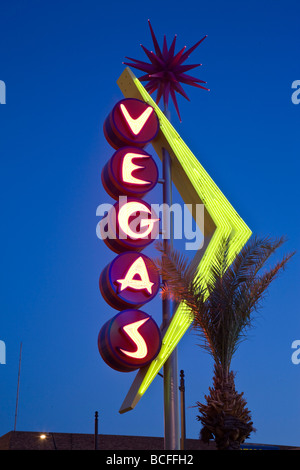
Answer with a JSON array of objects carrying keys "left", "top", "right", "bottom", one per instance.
[
  {"left": 94, "top": 411, "right": 99, "bottom": 450},
  {"left": 179, "top": 370, "right": 186, "bottom": 450}
]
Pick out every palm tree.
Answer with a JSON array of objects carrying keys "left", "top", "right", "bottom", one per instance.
[{"left": 155, "top": 235, "right": 294, "bottom": 450}]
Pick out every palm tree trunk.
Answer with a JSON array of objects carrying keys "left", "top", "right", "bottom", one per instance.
[{"left": 197, "top": 364, "right": 255, "bottom": 450}]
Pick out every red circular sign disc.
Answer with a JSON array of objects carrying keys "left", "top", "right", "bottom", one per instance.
[
  {"left": 99, "top": 252, "right": 160, "bottom": 310},
  {"left": 98, "top": 309, "right": 162, "bottom": 372},
  {"left": 101, "top": 147, "right": 158, "bottom": 200},
  {"left": 99, "top": 198, "right": 160, "bottom": 254},
  {"left": 104, "top": 98, "right": 159, "bottom": 149}
]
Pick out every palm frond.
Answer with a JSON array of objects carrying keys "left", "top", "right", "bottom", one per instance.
[
  {"left": 155, "top": 235, "right": 295, "bottom": 370},
  {"left": 154, "top": 241, "right": 202, "bottom": 303}
]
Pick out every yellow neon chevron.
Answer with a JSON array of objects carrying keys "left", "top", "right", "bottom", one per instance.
[{"left": 117, "top": 68, "right": 252, "bottom": 412}]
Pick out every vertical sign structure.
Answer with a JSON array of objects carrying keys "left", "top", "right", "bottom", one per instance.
[
  {"left": 98, "top": 98, "right": 162, "bottom": 374},
  {"left": 121, "top": 21, "right": 212, "bottom": 449},
  {"left": 117, "top": 68, "right": 251, "bottom": 426},
  {"left": 98, "top": 23, "right": 251, "bottom": 451}
]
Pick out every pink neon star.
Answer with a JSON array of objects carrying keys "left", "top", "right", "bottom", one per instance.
[{"left": 123, "top": 20, "right": 209, "bottom": 122}]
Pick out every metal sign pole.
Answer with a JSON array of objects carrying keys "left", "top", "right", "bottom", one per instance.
[{"left": 162, "top": 108, "right": 180, "bottom": 449}]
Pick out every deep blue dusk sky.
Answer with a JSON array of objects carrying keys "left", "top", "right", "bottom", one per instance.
[{"left": 0, "top": 0, "right": 299, "bottom": 447}]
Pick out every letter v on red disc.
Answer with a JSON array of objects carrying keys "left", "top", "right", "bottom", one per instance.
[{"left": 103, "top": 98, "right": 159, "bottom": 149}]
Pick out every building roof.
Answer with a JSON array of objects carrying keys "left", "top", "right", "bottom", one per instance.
[{"left": 0, "top": 431, "right": 298, "bottom": 451}]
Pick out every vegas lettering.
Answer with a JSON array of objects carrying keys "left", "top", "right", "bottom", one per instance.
[{"left": 98, "top": 98, "right": 162, "bottom": 372}]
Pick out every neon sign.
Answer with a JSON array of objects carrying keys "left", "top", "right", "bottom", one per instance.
[
  {"left": 119, "top": 318, "right": 150, "bottom": 359},
  {"left": 98, "top": 98, "right": 162, "bottom": 373},
  {"left": 99, "top": 252, "right": 160, "bottom": 310},
  {"left": 119, "top": 103, "right": 154, "bottom": 136},
  {"left": 117, "top": 67, "right": 252, "bottom": 411},
  {"left": 118, "top": 200, "right": 159, "bottom": 239},
  {"left": 104, "top": 98, "right": 159, "bottom": 149},
  {"left": 98, "top": 310, "right": 162, "bottom": 372},
  {"left": 121, "top": 153, "right": 151, "bottom": 185},
  {"left": 101, "top": 147, "right": 158, "bottom": 199},
  {"left": 99, "top": 198, "right": 160, "bottom": 253},
  {"left": 116, "top": 256, "right": 155, "bottom": 294}
]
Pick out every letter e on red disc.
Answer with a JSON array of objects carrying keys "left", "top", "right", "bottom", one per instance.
[{"left": 101, "top": 147, "right": 158, "bottom": 199}]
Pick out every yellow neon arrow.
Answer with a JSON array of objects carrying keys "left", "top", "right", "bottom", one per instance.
[{"left": 117, "top": 68, "right": 252, "bottom": 412}]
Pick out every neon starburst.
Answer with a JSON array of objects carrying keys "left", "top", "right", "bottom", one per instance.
[{"left": 123, "top": 20, "right": 209, "bottom": 122}]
